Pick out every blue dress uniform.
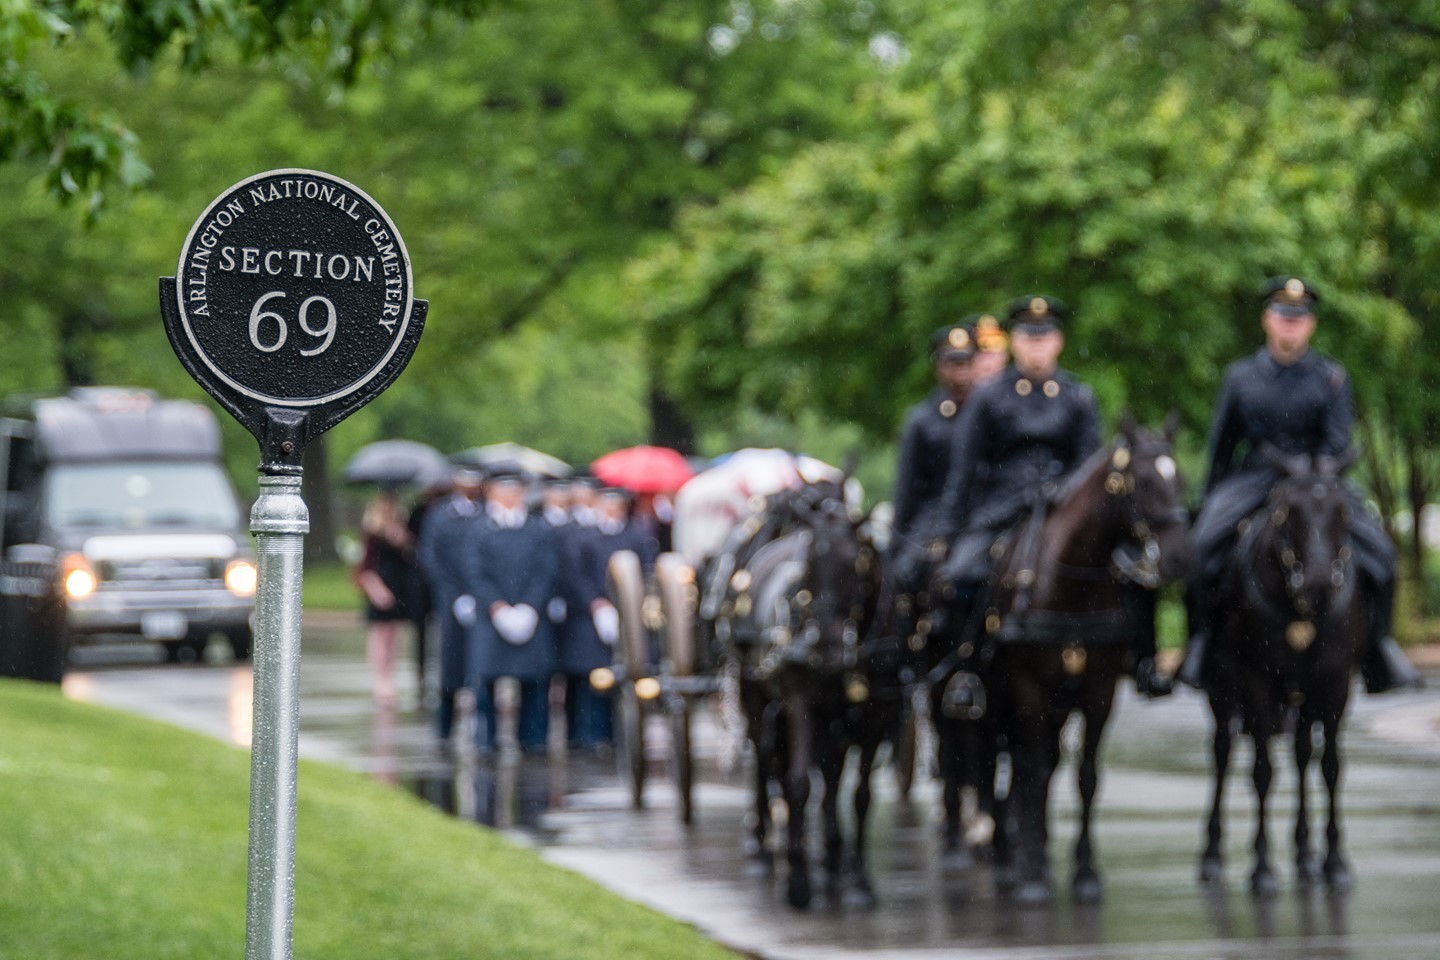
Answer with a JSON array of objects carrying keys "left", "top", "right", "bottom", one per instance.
[
  {"left": 939, "top": 298, "right": 1101, "bottom": 591},
  {"left": 564, "top": 505, "right": 658, "bottom": 745},
  {"left": 463, "top": 502, "right": 561, "bottom": 750},
  {"left": 1180, "top": 277, "right": 1420, "bottom": 692},
  {"left": 417, "top": 477, "right": 484, "bottom": 741}
]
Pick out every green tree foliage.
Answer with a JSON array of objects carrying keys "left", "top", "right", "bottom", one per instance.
[{"left": 633, "top": 1, "right": 1440, "bottom": 488}]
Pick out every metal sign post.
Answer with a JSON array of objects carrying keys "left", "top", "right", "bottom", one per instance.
[{"left": 162, "top": 169, "right": 425, "bottom": 960}]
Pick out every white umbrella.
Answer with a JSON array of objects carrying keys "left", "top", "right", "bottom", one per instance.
[{"left": 451, "top": 442, "right": 572, "bottom": 479}]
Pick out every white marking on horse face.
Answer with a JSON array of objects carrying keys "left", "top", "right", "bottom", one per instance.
[{"left": 1155, "top": 455, "right": 1177, "bottom": 482}]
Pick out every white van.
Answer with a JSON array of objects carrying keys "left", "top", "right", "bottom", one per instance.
[{"left": 0, "top": 387, "right": 255, "bottom": 663}]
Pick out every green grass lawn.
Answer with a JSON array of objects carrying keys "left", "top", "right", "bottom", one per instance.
[
  {"left": 0, "top": 679, "right": 733, "bottom": 960},
  {"left": 302, "top": 560, "right": 364, "bottom": 613}
]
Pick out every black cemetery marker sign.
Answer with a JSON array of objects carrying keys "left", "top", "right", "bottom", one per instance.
[{"left": 161, "top": 168, "right": 427, "bottom": 471}]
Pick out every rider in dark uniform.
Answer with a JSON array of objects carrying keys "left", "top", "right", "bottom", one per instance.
[
  {"left": 935, "top": 295, "right": 1168, "bottom": 696},
  {"left": 891, "top": 315, "right": 1008, "bottom": 598},
  {"left": 1178, "top": 277, "right": 1422, "bottom": 692}
]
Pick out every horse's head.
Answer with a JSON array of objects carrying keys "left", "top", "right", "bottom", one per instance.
[
  {"left": 789, "top": 482, "right": 879, "bottom": 673},
  {"left": 1258, "top": 445, "right": 1356, "bottom": 622},
  {"left": 1110, "top": 412, "right": 1193, "bottom": 587}
]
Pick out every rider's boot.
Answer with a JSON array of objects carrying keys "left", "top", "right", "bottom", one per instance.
[
  {"left": 1360, "top": 578, "right": 1423, "bottom": 694},
  {"left": 1128, "top": 588, "right": 1173, "bottom": 698},
  {"left": 1176, "top": 586, "right": 1211, "bottom": 691}
]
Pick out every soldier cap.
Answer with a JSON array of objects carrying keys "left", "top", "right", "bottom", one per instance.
[
  {"left": 1004, "top": 295, "right": 1070, "bottom": 334},
  {"left": 482, "top": 460, "right": 528, "bottom": 484},
  {"left": 929, "top": 322, "right": 977, "bottom": 362},
  {"left": 1260, "top": 275, "right": 1319, "bottom": 317}
]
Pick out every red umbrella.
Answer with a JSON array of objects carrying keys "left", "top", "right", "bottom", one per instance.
[{"left": 591, "top": 445, "right": 695, "bottom": 494}]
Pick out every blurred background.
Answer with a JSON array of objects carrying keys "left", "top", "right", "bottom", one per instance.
[{"left": 4, "top": 0, "right": 1440, "bottom": 640}]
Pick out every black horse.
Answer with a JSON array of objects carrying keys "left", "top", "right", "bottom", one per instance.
[
  {"left": 719, "top": 481, "right": 885, "bottom": 908},
  {"left": 971, "top": 417, "right": 1192, "bottom": 906},
  {"left": 1201, "top": 448, "right": 1364, "bottom": 896}
]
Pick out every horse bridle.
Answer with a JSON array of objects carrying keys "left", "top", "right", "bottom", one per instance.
[
  {"left": 1242, "top": 477, "right": 1355, "bottom": 624},
  {"left": 1055, "top": 439, "right": 1188, "bottom": 589},
  {"left": 784, "top": 497, "right": 878, "bottom": 673}
]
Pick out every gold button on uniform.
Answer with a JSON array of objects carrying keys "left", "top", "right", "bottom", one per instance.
[
  {"left": 1043, "top": 380, "right": 1060, "bottom": 398},
  {"left": 1015, "top": 379, "right": 1033, "bottom": 396},
  {"left": 939, "top": 399, "right": 957, "bottom": 418}
]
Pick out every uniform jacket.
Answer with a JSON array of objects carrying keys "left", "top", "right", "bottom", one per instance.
[
  {"left": 938, "top": 365, "right": 1100, "bottom": 582},
  {"left": 418, "top": 493, "right": 481, "bottom": 603},
  {"left": 562, "top": 519, "right": 658, "bottom": 674},
  {"left": 1191, "top": 348, "right": 1392, "bottom": 583},
  {"left": 893, "top": 387, "right": 963, "bottom": 545},
  {"left": 463, "top": 511, "right": 560, "bottom": 682},
  {"left": 943, "top": 366, "right": 1101, "bottom": 533}
]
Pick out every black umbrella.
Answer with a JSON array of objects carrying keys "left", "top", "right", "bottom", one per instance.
[{"left": 343, "top": 440, "right": 451, "bottom": 488}]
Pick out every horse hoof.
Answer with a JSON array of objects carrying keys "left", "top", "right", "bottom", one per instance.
[
  {"left": 942, "top": 846, "right": 975, "bottom": 874},
  {"left": 787, "top": 874, "right": 813, "bottom": 910},
  {"left": 1324, "top": 861, "right": 1353, "bottom": 895},
  {"left": 1296, "top": 855, "right": 1323, "bottom": 886},
  {"left": 744, "top": 850, "right": 774, "bottom": 878},
  {"left": 843, "top": 884, "right": 877, "bottom": 911},
  {"left": 1198, "top": 856, "right": 1224, "bottom": 886},
  {"left": 993, "top": 864, "right": 1017, "bottom": 893},
  {"left": 1250, "top": 870, "right": 1279, "bottom": 899},
  {"left": 1072, "top": 872, "right": 1103, "bottom": 905},
  {"left": 1013, "top": 879, "right": 1053, "bottom": 908}
]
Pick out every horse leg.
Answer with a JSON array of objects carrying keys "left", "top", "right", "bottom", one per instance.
[
  {"left": 1007, "top": 700, "right": 1056, "bottom": 906},
  {"left": 1200, "top": 700, "right": 1232, "bottom": 885},
  {"left": 743, "top": 685, "right": 775, "bottom": 871},
  {"left": 848, "top": 731, "right": 880, "bottom": 908},
  {"left": 817, "top": 725, "right": 845, "bottom": 903},
  {"left": 783, "top": 682, "right": 814, "bottom": 909},
  {"left": 1293, "top": 711, "right": 1321, "bottom": 885},
  {"left": 1073, "top": 688, "right": 1115, "bottom": 904},
  {"left": 1320, "top": 711, "right": 1352, "bottom": 893},
  {"left": 1249, "top": 717, "right": 1279, "bottom": 898},
  {"left": 934, "top": 711, "right": 967, "bottom": 870}
]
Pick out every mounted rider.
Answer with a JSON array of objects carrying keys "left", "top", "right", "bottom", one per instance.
[
  {"left": 891, "top": 314, "right": 1008, "bottom": 609},
  {"left": 1178, "top": 276, "right": 1422, "bottom": 693},
  {"left": 933, "top": 295, "right": 1173, "bottom": 699}
]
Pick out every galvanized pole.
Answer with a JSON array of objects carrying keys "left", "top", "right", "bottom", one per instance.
[{"left": 245, "top": 474, "right": 309, "bottom": 960}]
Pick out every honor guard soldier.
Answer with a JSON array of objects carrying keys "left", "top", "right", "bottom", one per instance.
[
  {"left": 418, "top": 466, "right": 486, "bottom": 744},
  {"left": 564, "top": 486, "right": 659, "bottom": 746},
  {"left": 1179, "top": 277, "right": 1422, "bottom": 692},
  {"left": 463, "top": 462, "right": 561, "bottom": 751},
  {"left": 891, "top": 314, "right": 1009, "bottom": 598}
]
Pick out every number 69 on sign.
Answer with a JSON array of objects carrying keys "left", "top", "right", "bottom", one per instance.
[{"left": 249, "top": 292, "right": 337, "bottom": 356}]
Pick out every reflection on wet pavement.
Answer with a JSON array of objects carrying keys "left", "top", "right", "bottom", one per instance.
[{"left": 63, "top": 623, "right": 1440, "bottom": 960}]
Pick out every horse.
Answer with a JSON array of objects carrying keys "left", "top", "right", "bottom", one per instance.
[
  {"left": 716, "top": 480, "right": 885, "bottom": 908},
  {"left": 1200, "top": 447, "right": 1364, "bottom": 897},
  {"left": 967, "top": 415, "right": 1192, "bottom": 906}
]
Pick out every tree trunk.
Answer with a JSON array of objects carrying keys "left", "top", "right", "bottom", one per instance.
[
  {"left": 302, "top": 435, "right": 340, "bottom": 565},
  {"left": 648, "top": 385, "right": 696, "bottom": 455}
]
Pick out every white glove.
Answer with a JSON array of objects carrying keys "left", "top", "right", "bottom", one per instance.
[
  {"left": 492, "top": 603, "right": 538, "bottom": 646},
  {"left": 510, "top": 604, "right": 539, "bottom": 643},
  {"left": 547, "top": 597, "right": 568, "bottom": 623},
  {"left": 592, "top": 604, "right": 620, "bottom": 646},
  {"left": 452, "top": 595, "right": 477, "bottom": 627}
]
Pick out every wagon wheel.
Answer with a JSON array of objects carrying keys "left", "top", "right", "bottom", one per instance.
[
  {"left": 656, "top": 553, "right": 696, "bottom": 676},
  {"left": 607, "top": 550, "right": 649, "bottom": 808},
  {"left": 655, "top": 552, "right": 697, "bottom": 823},
  {"left": 893, "top": 690, "right": 919, "bottom": 802}
]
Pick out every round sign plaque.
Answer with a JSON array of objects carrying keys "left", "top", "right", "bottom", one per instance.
[
  {"left": 174, "top": 169, "right": 414, "bottom": 407},
  {"left": 162, "top": 169, "right": 426, "bottom": 471}
]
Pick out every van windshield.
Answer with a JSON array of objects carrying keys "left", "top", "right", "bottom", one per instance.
[{"left": 47, "top": 462, "right": 241, "bottom": 531}]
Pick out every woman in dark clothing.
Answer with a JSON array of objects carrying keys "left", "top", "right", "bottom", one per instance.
[{"left": 354, "top": 490, "right": 417, "bottom": 708}]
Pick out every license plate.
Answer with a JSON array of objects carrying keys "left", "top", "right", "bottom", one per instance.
[{"left": 141, "top": 611, "right": 188, "bottom": 640}]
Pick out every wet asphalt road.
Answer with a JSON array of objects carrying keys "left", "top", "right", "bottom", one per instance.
[{"left": 61, "top": 616, "right": 1440, "bottom": 960}]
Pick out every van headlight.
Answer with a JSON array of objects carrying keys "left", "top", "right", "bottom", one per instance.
[
  {"left": 225, "top": 559, "right": 258, "bottom": 597},
  {"left": 62, "top": 553, "right": 98, "bottom": 600}
]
